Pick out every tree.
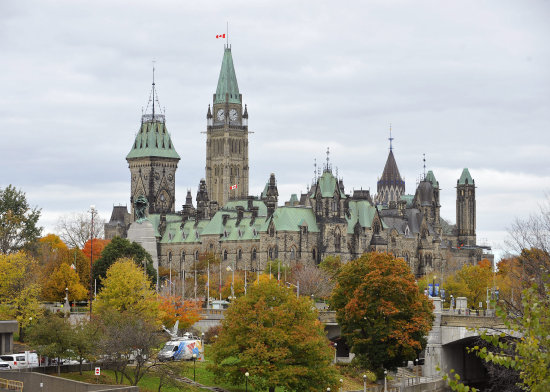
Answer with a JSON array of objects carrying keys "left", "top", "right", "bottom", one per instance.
[
  {"left": 41, "top": 263, "right": 88, "bottom": 302},
  {"left": 56, "top": 211, "right": 105, "bottom": 249},
  {"left": 442, "top": 259, "right": 493, "bottom": 307},
  {"left": 92, "top": 237, "right": 155, "bottom": 288},
  {"left": 158, "top": 294, "right": 202, "bottom": 330},
  {"left": 0, "top": 185, "right": 42, "bottom": 254},
  {"left": 330, "top": 252, "right": 434, "bottom": 377},
  {"left": 94, "top": 258, "right": 159, "bottom": 322},
  {"left": 82, "top": 238, "right": 110, "bottom": 266},
  {"left": 211, "top": 277, "right": 338, "bottom": 392},
  {"left": 291, "top": 263, "right": 333, "bottom": 299},
  {"left": 0, "top": 251, "right": 43, "bottom": 339},
  {"left": 70, "top": 319, "right": 98, "bottom": 375},
  {"left": 27, "top": 312, "right": 73, "bottom": 375}
]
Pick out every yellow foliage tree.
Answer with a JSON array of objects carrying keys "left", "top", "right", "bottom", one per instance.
[
  {"left": 94, "top": 258, "right": 159, "bottom": 322},
  {"left": 42, "top": 263, "right": 88, "bottom": 301},
  {"left": 443, "top": 259, "right": 493, "bottom": 307},
  {"left": 0, "top": 252, "right": 43, "bottom": 339}
]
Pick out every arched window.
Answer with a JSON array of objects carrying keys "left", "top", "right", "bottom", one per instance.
[
  {"left": 373, "top": 221, "right": 381, "bottom": 235},
  {"left": 194, "top": 250, "right": 199, "bottom": 261},
  {"left": 252, "top": 248, "right": 257, "bottom": 261},
  {"left": 268, "top": 248, "right": 274, "bottom": 260},
  {"left": 237, "top": 249, "right": 242, "bottom": 260},
  {"left": 168, "top": 252, "right": 172, "bottom": 264},
  {"left": 223, "top": 249, "right": 228, "bottom": 261},
  {"left": 290, "top": 247, "right": 296, "bottom": 260},
  {"left": 312, "top": 248, "right": 317, "bottom": 262},
  {"left": 181, "top": 251, "right": 185, "bottom": 262},
  {"left": 335, "top": 230, "right": 341, "bottom": 252}
]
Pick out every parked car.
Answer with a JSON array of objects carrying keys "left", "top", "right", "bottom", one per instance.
[
  {"left": 0, "top": 360, "right": 11, "bottom": 370},
  {"left": 0, "top": 352, "right": 39, "bottom": 369}
]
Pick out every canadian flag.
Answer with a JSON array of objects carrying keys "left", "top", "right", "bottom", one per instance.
[
  {"left": 230, "top": 184, "right": 238, "bottom": 190},
  {"left": 216, "top": 34, "right": 226, "bottom": 39}
]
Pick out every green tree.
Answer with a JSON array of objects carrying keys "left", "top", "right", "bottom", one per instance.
[
  {"left": 330, "top": 252, "right": 434, "bottom": 377},
  {"left": 27, "top": 312, "right": 73, "bottom": 375},
  {"left": 211, "top": 276, "right": 338, "bottom": 392},
  {"left": 70, "top": 319, "right": 98, "bottom": 375},
  {"left": 0, "top": 185, "right": 42, "bottom": 254},
  {"left": 94, "top": 258, "right": 159, "bottom": 322},
  {"left": 92, "top": 236, "right": 156, "bottom": 288}
]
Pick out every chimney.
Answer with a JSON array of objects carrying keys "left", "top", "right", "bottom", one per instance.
[
  {"left": 247, "top": 196, "right": 255, "bottom": 211},
  {"left": 236, "top": 206, "right": 244, "bottom": 225},
  {"left": 222, "top": 214, "right": 229, "bottom": 226}
]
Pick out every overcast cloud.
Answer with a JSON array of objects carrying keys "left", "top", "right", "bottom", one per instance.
[{"left": 1, "top": 0, "right": 549, "bottom": 259}]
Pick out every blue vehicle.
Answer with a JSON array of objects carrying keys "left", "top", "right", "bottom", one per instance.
[{"left": 158, "top": 333, "right": 202, "bottom": 361}]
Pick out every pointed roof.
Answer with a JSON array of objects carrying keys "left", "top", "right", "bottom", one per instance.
[
  {"left": 425, "top": 170, "right": 439, "bottom": 188},
  {"left": 458, "top": 168, "right": 474, "bottom": 185},
  {"left": 378, "top": 150, "right": 404, "bottom": 186},
  {"left": 214, "top": 47, "right": 240, "bottom": 104},
  {"left": 126, "top": 120, "right": 180, "bottom": 160}
]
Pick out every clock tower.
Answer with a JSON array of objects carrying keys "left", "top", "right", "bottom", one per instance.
[{"left": 206, "top": 45, "right": 249, "bottom": 207}]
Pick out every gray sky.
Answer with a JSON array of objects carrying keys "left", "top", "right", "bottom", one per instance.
[{"left": 1, "top": 0, "right": 549, "bottom": 259}]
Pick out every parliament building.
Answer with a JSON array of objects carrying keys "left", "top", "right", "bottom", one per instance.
[{"left": 105, "top": 45, "right": 492, "bottom": 287}]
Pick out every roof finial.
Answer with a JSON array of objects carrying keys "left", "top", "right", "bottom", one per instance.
[
  {"left": 389, "top": 123, "right": 394, "bottom": 152},
  {"left": 226, "top": 21, "right": 229, "bottom": 48},
  {"left": 326, "top": 146, "right": 330, "bottom": 172},
  {"left": 423, "top": 153, "right": 426, "bottom": 180},
  {"left": 152, "top": 59, "right": 156, "bottom": 116},
  {"left": 313, "top": 158, "right": 317, "bottom": 184}
]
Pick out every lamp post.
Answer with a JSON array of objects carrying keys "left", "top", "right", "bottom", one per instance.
[
  {"left": 415, "top": 358, "right": 419, "bottom": 383},
  {"left": 89, "top": 205, "right": 96, "bottom": 320},
  {"left": 334, "top": 342, "right": 337, "bottom": 364},
  {"left": 384, "top": 370, "right": 388, "bottom": 392},
  {"left": 432, "top": 275, "right": 436, "bottom": 297},
  {"left": 327, "top": 388, "right": 330, "bottom": 392},
  {"left": 363, "top": 374, "right": 367, "bottom": 392},
  {"left": 339, "top": 378, "right": 343, "bottom": 392},
  {"left": 192, "top": 353, "right": 197, "bottom": 381},
  {"left": 245, "top": 371, "right": 249, "bottom": 392}
]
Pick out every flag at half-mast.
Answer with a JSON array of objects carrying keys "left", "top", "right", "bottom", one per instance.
[
  {"left": 230, "top": 184, "right": 237, "bottom": 190},
  {"left": 216, "top": 34, "right": 226, "bottom": 39}
]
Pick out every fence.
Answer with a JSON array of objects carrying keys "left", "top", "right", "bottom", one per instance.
[{"left": 0, "top": 377, "right": 23, "bottom": 392}]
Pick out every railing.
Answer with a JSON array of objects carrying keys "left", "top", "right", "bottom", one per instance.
[
  {"left": 441, "top": 308, "right": 496, "bottom": 317},
  {"left": 0, "top": 377, "right": 23, "bottom": 391}
]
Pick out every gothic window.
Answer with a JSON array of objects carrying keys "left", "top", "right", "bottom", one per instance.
[
  {"left": 373, "top": 221, "right": 381, "bottom": 235},
  {"left": 316, "top": 200, "right": 322, "bottom": 214},
  {"left": 268, "top": 248, "right": 274, "bottom": 260},
  {"left": 181, "top": 251, "right": 185, "bottom": 262},
  {"left": 290, "top": 247, "right": 296, "bottom": 260},
  {"left": 223, "top": 249, "right": 228, "bottom": 260},
  {"left": 210, "top": 243, "right": 214, "bottom": 250},
  {"left": 312, "top": 248, "right": 317, "bottom": 262},
  {"left": 332, "top": 200, "right": 337, "bottom": 212},
  {"left": 302, "top": 226, "right": 308, "bottom": 234},
  {"left": 335, "top": 230, "right": 341, "bottom": 252},
  {"left": 252, "top": 248, "right": 257, "bottom": 261},
  {"left": 237, "top": 249, "right": 242, "bottom": 260},
  {"left": 168, "top": 252, "right": 172, "bottom": 265},
  {"left": 194, "top": 250, "right": 199, "bottom": 261}
]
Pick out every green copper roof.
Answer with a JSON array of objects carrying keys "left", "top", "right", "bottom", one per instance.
[
  {"left": 400, "top": 194, "right": 414, "bottom": 208},
  {"left": 313, "top": 171, "right": 347, "bottom": 199},
  {"left": 127, "top": 120, "right": 180, "bottom": 160},
  {"left": 214, "top": 47, "right": 240, "bottom": 104},
  {"left": 224, "top": 200, "right": 267, "bottom": 217},
  {"left": 458, "top": 168, "right": 474, "bottom": 185},
  {"left": 425, "top": 170, "right": 439, "bottom": 188},
  {"left": 270, "top": 207, "right": 320, "bottom": 233},
  {"left": 345, "top": 200, "right": 378, "bottom": 234}
]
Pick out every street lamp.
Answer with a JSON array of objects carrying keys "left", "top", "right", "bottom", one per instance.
[
  {"left": 245, "top": 371, "right": 249, "bottom": 392},
  {"left": 415, "top": 358, "right": 419, "bottom": 383},
  {"left": 334, "top": 342, "right": 337, "bottom": 364},
  {"left": 339, "top": 378, "right": 343, "bottom": 392},
  {"left": 327, "top": 388, "right": 330, "bottom": 392},
  {"left": 192, "top": 353, "right": 197, "bottom": 381},
  {"left": 432, "top": 275, "right": 436, "bottom": 297},
  {"left": 384, "top": 370, "right": 388, "bottom": 392},
  {"left": 89, "top": 205, "right": 96, "bottom": 320},
  {"left": 363, "top": 374, "right": 367, "bottom": 392}
]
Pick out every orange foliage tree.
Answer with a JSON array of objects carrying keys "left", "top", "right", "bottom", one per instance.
[
  {"left": 82, "top": 238, "right": 110, "bottom": 265},
  {"left": 330, "top": 252, "right": 434, "bottom": 377},
  {"left": 158, "top": 295, "right": 202, "bottom": 330}
]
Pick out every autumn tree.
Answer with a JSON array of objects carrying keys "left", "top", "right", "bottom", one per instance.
[
  {"left": 0, "top": 251, "right": 43, "bottom": 339},
  {"left": 70, "top": 319, "right": 98, "bottom": 375},
  {"left": 94, "top": 258, "right": 159, "bottom": 322},
  {"left": 92, "top": 237, "right": 155, "bottom": 288},
  {"left": 56, "top": 211, "right": 105, "bottom": 249},
  {"left": 82, "top": 238, "right": 110, "bottom": 267},
  {"left": 158, "top": 294, "right": 201, "bottom": 330},
  {"left": 0, "top": 185, "right": 42, "bottom": 254},
  {"left": 330, "top": 252, "right": 434, "bottom": 377},
  {"left": 42, "top": 263, "right": 88, "bottom": 301},
  {"left": 442, "top": 259, "right": 493, "bottom": 307},
  {"left": 211, "top": 277, "right": 339, "bottom": 392}
]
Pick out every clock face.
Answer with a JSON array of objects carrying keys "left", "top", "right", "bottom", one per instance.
[
  {"left": 216, "top": 109, "right": 225, "bottom": 121},
  {"left": 229, "top": 109, "right": 238, "bottom": 121}
]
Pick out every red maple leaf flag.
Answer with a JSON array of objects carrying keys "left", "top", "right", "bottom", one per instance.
[
  {"left": 230, "top": 184, "right": 237, "bottom": 190},
  {"left": 216, "top": 34, "right": 226, "bottom": 39}
]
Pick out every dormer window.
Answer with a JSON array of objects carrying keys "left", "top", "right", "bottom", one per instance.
[{"left": 224, "top": 230, "right": 228, "bottom": 238}]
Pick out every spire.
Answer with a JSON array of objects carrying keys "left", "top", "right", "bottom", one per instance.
[
  {"left": 423, "top": 153, "right": 426, "bottom": 180},
  {"left": 458, "top": 168, "right": 474, "bottom": 185},
  {"left": 214, "top": 47, "right": 240, "bottom": 104},
  {"left": 379, "top": 149, "right": 404, "bottom": 186},
  {"left": 142, "top": 61, "right": 165, "bottom": 123}
]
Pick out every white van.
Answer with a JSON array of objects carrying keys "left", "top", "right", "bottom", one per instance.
[{"left": 0, "top": 352, "right": 39, "bottom": 369}]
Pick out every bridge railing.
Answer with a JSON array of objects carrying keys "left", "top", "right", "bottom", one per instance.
[{"left": 441, "top": 308, "right": 496, "bottom": 317}]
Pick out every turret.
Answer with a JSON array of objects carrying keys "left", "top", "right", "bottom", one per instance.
[
  {"left": 456, "top": 168, "right": 476, "bottom": 246},
  {"left": 376, "top": 132, "right": 405, "bottom": 205},
  {"left": 264, "top": 173, "right": 278, "bottom": 217}
]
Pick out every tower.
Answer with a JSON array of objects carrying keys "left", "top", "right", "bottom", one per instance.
[
  {"left": 206, "top": 45, "right": 249, "bottom": 207},
  {"left": 376, "top": 131, "right": 405, "bottom": 205},
  {"left": 126, "top": 74, "right": 180, "bottom": 220},
  {"left": 456, "top": 168, "right": 476, "bottom": 246}
]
